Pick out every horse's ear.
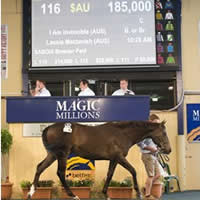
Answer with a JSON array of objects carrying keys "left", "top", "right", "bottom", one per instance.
[{"left": 161, "top": 120, "right": 166, "bottom": 127}]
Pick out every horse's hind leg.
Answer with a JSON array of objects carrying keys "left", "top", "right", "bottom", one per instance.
[
  {"left": 118, "top": 155, "right": 142, "bottom": 199},
  {"left": 27, "top": 152, "right": 56, "bottom": 199},
  {"left": 57, "top": 154, "right": 79, "bottom": 200},
  {"left": 102, "top": 160, "right": 117, "bottom": 200}
]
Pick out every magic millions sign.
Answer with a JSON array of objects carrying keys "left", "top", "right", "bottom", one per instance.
[
  {"left": 187, "top": 104, "right": 200, "bottom": 142},
  {"left": 7, "top": 96, "right": 150, "bottom": 123},
  {"left": 56, "top": 99, "right": 100, "bottom": 120}
]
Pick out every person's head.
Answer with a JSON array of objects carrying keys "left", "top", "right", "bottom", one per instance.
[
  {"left": 80, "top": 79, "right": 89, "bottom": 91},
  {"left": 120, "top": 79, "right": 128, "bottom": 90},
  {"left": 149, "top": 114, "right": 160, "bottom": 123},
  {"left": 36, "top": 80, "right": 46, "bottom": 89}
]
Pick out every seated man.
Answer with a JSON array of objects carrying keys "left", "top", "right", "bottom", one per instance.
[
  {"left": 30, "top": 80, "right": 51, "bottom": 97},
  {"left": 112, "top": 79, "right": 134, "bottom": 96},
  {"left": 78, "top": 79, "right": 95, "bottom": 96}
]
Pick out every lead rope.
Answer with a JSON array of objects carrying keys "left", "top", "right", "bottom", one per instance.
[{"left": 158, "top": 152, "right": 170, "bottom": 168}]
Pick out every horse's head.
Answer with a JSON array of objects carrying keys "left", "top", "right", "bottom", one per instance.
[{"left": 148, "top": 121, "right": 171, "bottom": 154}]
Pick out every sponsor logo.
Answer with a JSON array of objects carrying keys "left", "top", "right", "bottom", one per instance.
[
  {"left": 56, "top": 99, "right": 100, "bottom": 120},
  {"left": 193, "top": 109, "right": 200, "bottom": 121},
  {"left": 187, "top": 126, "right": 200, "bottom": 142},
  {"left": 67, "top": 155, "right": 95, "bottom": 170},
  {"left": 187, "top": 105, "right": 200, "bottom": 142}
]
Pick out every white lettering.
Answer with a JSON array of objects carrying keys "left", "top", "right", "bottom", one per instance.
[
  {"left": 139, "top": 17, "right": 144, "bottom": 24},
  {"left": 68, "top": 101, "right": 76, "bottom": 111},
  {"left": 56, "top": 112, "right": 64, "bottom": 119},
  {"left": 77, "top": 100, "right": 86, "bottom": 111},
  {"left": 193, "top": 110, "right": 200, "bottom": 121},
  {"left": 91, "top": 101, "right": 99, "bottom": 111},
  {"left": 56, "top": 100, "right": 101, "bottom": 120},
  {"left": 56, "top": 101, "right": 67, "bottom": 111}
]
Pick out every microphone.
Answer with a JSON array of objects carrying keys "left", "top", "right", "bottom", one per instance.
[
  {"left": 28, "top": 80, "right": 32, "bottom": 91},
  {"left": 124, "top": 90, "right": 134, "bottom": 96}
]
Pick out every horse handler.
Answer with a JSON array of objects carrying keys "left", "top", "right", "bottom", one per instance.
[{"left": 138, "top": 114, "right": 162, "bottom": 200}]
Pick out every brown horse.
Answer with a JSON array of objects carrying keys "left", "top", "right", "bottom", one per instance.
[{"left": 27, "top": 121, "right": 171, "bottom": 200}]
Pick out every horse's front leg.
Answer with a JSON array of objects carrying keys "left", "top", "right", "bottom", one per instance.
[
  {"left": 57, "top": 152, "right": 79, "bottom": 200},
  {"left": 102, "top": 160, "right": 117, "bottom": 200},
  {"left": 27, "top": 153, "right": 56, "bottom": 199}
]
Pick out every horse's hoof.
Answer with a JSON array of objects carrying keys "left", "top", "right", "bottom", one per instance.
[
  {"left": 73, "top": 196, "right": 80, "bottom": 200},
  {"left": 137, "top": 193, "right": 143, "bottom": 200}
]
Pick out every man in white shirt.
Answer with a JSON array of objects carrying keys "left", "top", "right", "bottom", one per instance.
[
  {"left": 31, "top": 80, "right": 51, "bottom": 96},
  {"left": 78, "top": 79, "right": 95, "bottom": 96},
  {"left": 112, "top": 79, "right": 135, "bottom": 96}
]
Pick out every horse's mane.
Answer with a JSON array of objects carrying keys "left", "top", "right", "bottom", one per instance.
[
  {"left": 110, "top": 121, "right": 161, "bottom": 130},
  {"left": 74, "top": 120, "right": 164, "bottom": 130}
]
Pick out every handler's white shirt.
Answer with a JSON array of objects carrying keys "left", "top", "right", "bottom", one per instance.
[
  {"left": 35, "top": 87, "right": 51, "bottom": 96},
  {"left": 112, "top": 89, "right": 135, "bottom": 96},
  {"left": 137, "top": 138, "right": 157, "bottom": 154},
  {"left": 78, "top": 87, "right": 95, "bottom": 96}
]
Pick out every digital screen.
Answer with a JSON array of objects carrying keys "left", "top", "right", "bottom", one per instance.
[{"left": 31, "top": 0, "right": 156, "bottom": 68}]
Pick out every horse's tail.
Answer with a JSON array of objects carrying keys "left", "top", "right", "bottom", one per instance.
[
  {"left": 42, "top": 123, "right": 67, "bottom": 152},
  {"left": 42, "top": 126, "right": 51, "bottom": 151},
  {"left": 42, "top": 125, "right": 59, "bottom": 152}
]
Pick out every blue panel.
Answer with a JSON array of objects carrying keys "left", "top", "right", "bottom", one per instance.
[
  {"left": 7, "top": 96, "right": 150, "bottom": 123},
  {"left": 186, "top": 104, "right": 200, "bottom": 142}
]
